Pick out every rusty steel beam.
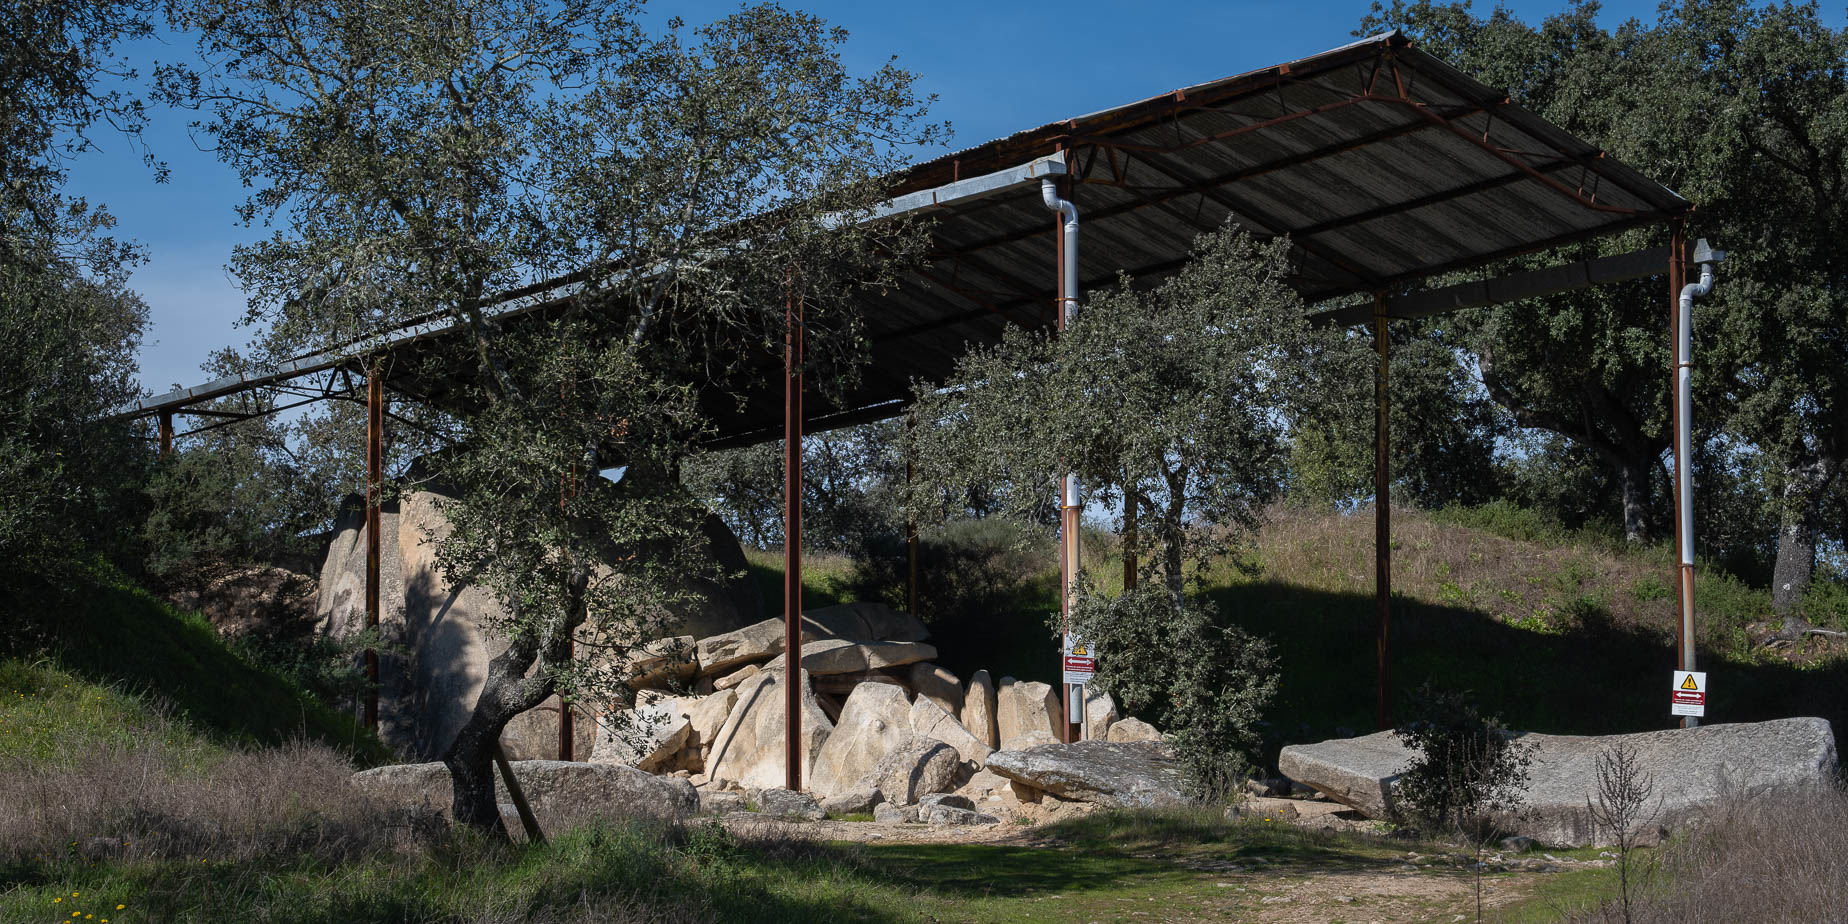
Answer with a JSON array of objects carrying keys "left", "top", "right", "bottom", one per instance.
[
  {"left": 1373, "top": 292, "right": 1392, "bottom": 732},
  {"left": 157, "top": 410, "right": 173, "bottom": 458},
  {"left": 365, "top": 368, "right": 383, "bottom": 733},
  {"left": 783, "top": 281, "right": 805, "bottom": 791}
]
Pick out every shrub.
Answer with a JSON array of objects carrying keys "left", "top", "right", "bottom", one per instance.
[
  {"left": 1069, "top": 583, "right": 1277, "bottom": 796},
  {"left": 1391, "top": 683, "right": 1532, "bottom": 837}
]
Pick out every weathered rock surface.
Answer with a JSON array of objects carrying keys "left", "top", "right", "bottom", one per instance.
[
  {"left": 681, "top": 689, "right": 738, "bottom": 764},
  {"left": 918, "top": 793, "right": 997, "bottom": 825},
  {"left": 591, "top": 698, "right": 691, "bottom": 771},
  {"left": 995, "top": 678, "right": 1060, "bottom": 747},
  {"left": 317, "top": 488, "right": 758, "bottom": 760},
  {"left": 703, "top": 669, "right": 834, "bottom": 790},
  {"left": 757, "top": 787, "right": 824, "bottom": 820},
  {"left": 819, "top": 787, "right": 883, "bottom": 817},
  {"left": 800, "top": 602, "right": 929, "bottom": 643},
  {"left": 984, "top": 741, "right": 1188, "bottom": 809},
  {"left": 779, "top": 639, "right": 938, "bottom": 676},
  {"left": 625, "top": 636, "right": 696, "bottom": 690},
  {"left": 1106, "top": 717, "right": 1162, "bottom": 743},
  {"left": 698, "top": 790, "right": 748, "bottom": 815},
  {"left": 1277, "top": 718, "right": 1841, "bottom": 846},
  {"left": 500, "top": 695, "right": 596, "bottom": 761},
  {"left": 712, "top": 664, "right": 760, "bottom": 690},
  {"left": 963, "top": 670, "right": 998, "bottom": 749},
  {"left": 859, "top": 736, "right": 960, "bottom": 805},
  {"left": 350, "top": 760, "right": 698, "bottom": 823},
  {"left": 1001, "top": 729, "right": 1061, "bottom": 752},
  {"left": 696, "top": 618, "right": 787, "bottom": 676},
  {"left": 910, "top": 696, "right": 994, "bottom": 767},
  {"left": 809, "top": 683, "right": 914, "bottom": 798},
  {"left": 909, "top": 663, "right": 963, "bottom": 718},
  {"left": 873, "top": 801, "right": 917, "bottom": 824}
]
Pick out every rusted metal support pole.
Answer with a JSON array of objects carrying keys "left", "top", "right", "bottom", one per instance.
[
  {"left": 783, "top": 282, "right": 805, "bottom": 791},
  {"left": 1123, "top": 486, "right": 1137, "bottom": 592},
  {"left": 1668, "top": 221, "right": 1696, "bottom": 729},
  {"left": 365, "top": 365, "right": 384, "bottom": 734},
  {"left": 157, "top": 410, "right": 174, "bottom": 458},
  {"left": 906, "top": 463, "right": 919, "bottom": 618},
  {"left": 1372, "top": 292, "right": 1392, "bottom": 732}
]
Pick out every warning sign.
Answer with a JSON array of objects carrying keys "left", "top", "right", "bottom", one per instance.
[
  {"left": 1671, "top": 671, "right": 1707, "bottom": 717},
  {"left": 1062, "top": 634, "right": 1095, "bottom": 685}
]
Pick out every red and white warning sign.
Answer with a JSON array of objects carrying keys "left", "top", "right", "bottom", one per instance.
[
  {"left": 1062, "top": 634, "right": 1095, "bottom": 685},
  {"left": 1671, "top": 670, "right": 1707, "bottom": 717}
]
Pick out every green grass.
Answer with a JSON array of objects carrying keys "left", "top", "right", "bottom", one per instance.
[
  {"left": 1, "top": 806, "right": 1633, "bottom": 924},
  {"left": 0, "top": 659, "right": 221, "bottom": 768},
  {"left": 1, "top": 562, "right": 389, "bottom": 764}
]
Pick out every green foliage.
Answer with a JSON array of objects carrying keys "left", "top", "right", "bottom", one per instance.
[
  {"left": 1069, "top": 583, "right": 1277, "bottom": 793},
  {"left": 1391, "top": 684, "right": 1534, "bottom": 837},
  {"left": 684, "top": 420, "right": 906, "bottom": 553},
  {"left": 908, "top": 227, "right": 1366, "bottom": 601}
]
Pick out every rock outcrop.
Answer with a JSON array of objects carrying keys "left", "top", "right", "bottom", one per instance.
[
  {"left": 1278, "top": 718, "right": 1841, "bottom": 846},
  {"left": 808, "top": 683, "right": 914, "bottom": 798},
  {"left": 996, "top": 678, "right": 1060, "bottom": 748}
]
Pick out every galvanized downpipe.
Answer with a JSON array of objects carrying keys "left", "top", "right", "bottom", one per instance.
[
  {"left": 1042, "top": 177, "right": 1083, "bottom": 739},
  {"left": 1674, "top": 239, "right": 1722, "bottom": 725}
]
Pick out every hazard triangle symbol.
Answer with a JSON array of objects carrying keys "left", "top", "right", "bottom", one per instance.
[{"left": 1680, "top": 674, "right": 1700, "bottom": 690}]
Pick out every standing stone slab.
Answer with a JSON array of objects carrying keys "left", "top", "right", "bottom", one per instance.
[
  {"left": 996, "top": 679, "right": 1060, "bottom": 749},
  {"left": 858, "top": 736, "right": 961, "bottom": 805},
  {"left": 1106, "top": 717, "right": 1162, "bottom": 743},
  {"left": 808, "top": 683, "right": 914, "bottom": 798},
  {"left": 909, "top": 662, "right": 964, "bottom": 719},
  {"left": 963, "top": 670, "right": 999, "bottom": 749},
  {"left": 1083, "top": 689, "right": 1118, "bottom": 741},
  {"left": 983, "top": 741, "right": 1188, "bottom": 809},
  {"left": 1277, "top": 718, "right": 1840, "bottom": 846},
  {"left": 703, "top": 669, "right": 834, "bottom": 791}
]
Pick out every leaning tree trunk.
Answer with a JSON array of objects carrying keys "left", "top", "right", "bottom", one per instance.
[{"left": 441, "top": 634, "right": 554, "bottom": 836}]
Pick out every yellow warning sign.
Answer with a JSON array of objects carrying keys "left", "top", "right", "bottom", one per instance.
[{"left": 1680, "top": 674, "right": 1700, "bottom": 690}]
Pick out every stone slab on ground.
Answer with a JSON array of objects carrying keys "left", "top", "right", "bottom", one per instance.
[
  {"left": 351, "top": 760, "right": 698, "bottom": 824},
  {"left": 859, "top": 736, "right": 961, "bottom": 805},
  {"left": 983, "top": 740, "right": 1189, "bottom": 809},
  {"left": 1277, "top": 717, "right": 1840, "bottom": 846},
  {"left": 757, "top": 787, "right": 825, "bottom": 820},
  {"left": 696, "top": 618, "right": 786, "bottom": 676}
]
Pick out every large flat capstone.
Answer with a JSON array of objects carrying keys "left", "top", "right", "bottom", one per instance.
[
  {"left": 1278, "top": 717, "right": 1839, "bottom": 846},
  {"left": 983, "top": 740, "right": 1188, "bottom": 809},
  {"left": 350, "top": 760, "right": 698, "bottom": 824}
]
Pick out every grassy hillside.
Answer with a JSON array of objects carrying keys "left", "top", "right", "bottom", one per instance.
[
  {"left": 745, "top": 504, "right": 1847, "bottom": 757},
  {"left": 1, "top": 562, "right": 389, "bottom": 764}
]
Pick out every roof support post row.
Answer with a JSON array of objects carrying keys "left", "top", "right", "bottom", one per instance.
[
  {"left": 1373, "top": 292, "right": 1392, "bottom": 733},
  {"left": 783, "top": 276, "right": 805, "bottom": 792}
]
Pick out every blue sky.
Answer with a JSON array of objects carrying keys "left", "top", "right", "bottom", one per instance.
[{"left": 64, "top": 0, "right": 1803, "bottom": 396}]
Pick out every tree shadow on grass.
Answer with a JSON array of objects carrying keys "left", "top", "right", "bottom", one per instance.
[{"left": 1205, "top": 582, "right": 1848, "bottom": 769}]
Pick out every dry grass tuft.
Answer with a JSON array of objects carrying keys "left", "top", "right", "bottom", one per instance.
[
  {"left": 0, "top": 709, "right": 410, "bottom": 866},
  {"left": 1565, "top": 783, "right": 1848, "bottom": 923}
]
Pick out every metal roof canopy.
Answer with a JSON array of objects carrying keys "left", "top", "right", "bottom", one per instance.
[{"left": 122, "top": 30, "right": 1689, "bottom": 445}]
